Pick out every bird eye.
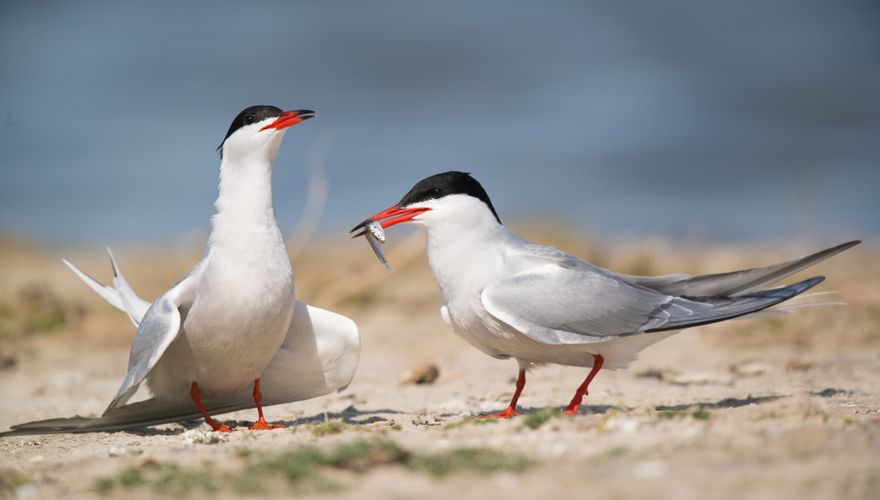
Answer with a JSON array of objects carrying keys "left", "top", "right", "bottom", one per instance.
[
  {"left": 244, "top": 115, "right": 256, "bottom": 125},
  {"left": 430, "top": 188, "right": 442, "bottom": 197}
]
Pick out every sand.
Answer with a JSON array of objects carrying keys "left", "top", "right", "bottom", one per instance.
[{"left": 0, "top": 232, "right": 877, "bottom": 499}]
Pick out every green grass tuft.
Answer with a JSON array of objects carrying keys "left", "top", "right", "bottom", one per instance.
[
  {"left": 309, "top": 420, "right": 348, "bottom": 437},
  {"left": 0, "top": 468, "right": 32, "bottom": 497},
  {"left": 522, "top": 407, "right": 563, "bottom": 430},
  {"left": 443, "top": 415, "right": 499, "bottom": 430},
  {"left": 691, "top": 409, "right": 711, "bottom": 420},
  {"left": 658, "top": 408, "right": 711, "bottom": 420},
  {"left": 97, "top": 461, "right": 217, "bottom": 495},
  {"left": 94, "top": 440, "right": 531, "bottom": 495},
  {"left": 408, "top": 448, "right": 532, "bottom": 478}
]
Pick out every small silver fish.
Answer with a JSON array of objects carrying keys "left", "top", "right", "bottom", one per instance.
[
  {"left": 366, "top": 220, "right": 386, "bottom": 243},
  {"left": 364, "top": 221, "right": 392, "bottom": 271}
]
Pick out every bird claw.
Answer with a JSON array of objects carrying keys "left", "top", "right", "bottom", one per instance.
[
  {"left": 562, "top": 406, "right": 580, "bottom": 416},
  {"left": 208, "top": 422, "right": 233, "bottom": 432},
  {"left": 480, "top": 407, "right": 520, "bottom": 419},
  {"left": 249, "top": 418, "right": 286, "bottom": 431}
]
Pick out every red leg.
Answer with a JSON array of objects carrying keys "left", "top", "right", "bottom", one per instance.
[
  {"left": 190, "top": 382, "right": 232, "bottom": 432},
  {"left": 563, "top": 354, "right": 604, "bottom": 416},
  {"left": 249, "top": 378, "right": 285, "bottom": 430},
  {"left": 481, "top": 369, "right": 526, "bottom": 419}
]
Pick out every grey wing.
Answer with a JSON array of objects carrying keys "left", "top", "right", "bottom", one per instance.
[
  {"left": 65, "top": 251, "right": 198, "bottom": 412},
  {"left": 64, "top": 254, "right": 206, "bottom": 412},
  {"left": 482, "top": 260, "right": 826, "bottom": 345},
  {"left": 619, "top": 240, "right": 859, "bottom": 297},
  {"left": 104, "top": 293, "right": 184, "bottom": 412},
  {"left": 481, "top": 264, "right": 677, "bottom": 344}
]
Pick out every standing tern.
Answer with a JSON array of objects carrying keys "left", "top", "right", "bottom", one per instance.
[
  {"left": 352, "top": 171, "right": 859, "bottom": 418},
  {"left": 3, "top": 106, "right": 361, "bottom": 436}
]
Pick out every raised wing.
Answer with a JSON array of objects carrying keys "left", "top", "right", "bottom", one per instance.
[{"left": 104, "top": 268, "right": 199, "bottom": 412}]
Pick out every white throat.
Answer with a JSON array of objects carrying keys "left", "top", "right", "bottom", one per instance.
[
  {"left": 418, "top": 198, "right": 508, "bottom": 304},
  {"left": 209, "top": 153, "right": 281, "bottom": 249}
]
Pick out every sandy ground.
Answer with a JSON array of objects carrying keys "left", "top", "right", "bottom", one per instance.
[{"left": 0, "top": 231, "right": 878, "bottom": 499}]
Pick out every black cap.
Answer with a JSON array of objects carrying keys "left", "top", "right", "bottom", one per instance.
[
  {"left": 217, "top": 105, "right": 283, "bottom": 152},
  {"left": 399, "top": 171, "right": 501, "bottom": 224}
]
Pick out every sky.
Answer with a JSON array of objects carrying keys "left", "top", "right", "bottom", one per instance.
[{"left": 1, "top": 0, "right": 878, "bottom": 245}]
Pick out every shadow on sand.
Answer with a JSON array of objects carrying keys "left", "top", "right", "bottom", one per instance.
[
  {"left": 126, "top": 406, "right": 407, "bottom": 436},
  {"left": 479, "top": 394, "right": 787, "bottom": 417}
]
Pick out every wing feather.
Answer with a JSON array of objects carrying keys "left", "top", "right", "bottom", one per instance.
[
  {"left": 620, "top": 240, "right": 859, "bottom": 297},
  {"left": 484, "top": 240, "right": 829, "bottom": 346},
  {"left": 104, "top": 268, "right": 199, "bottom": 413},
  {"left": 482, "top": 263, "right": 674, "bottom": 344}
]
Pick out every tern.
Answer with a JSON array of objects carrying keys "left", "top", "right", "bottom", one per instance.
[
  {"left": 3, "top": 106, "right": 360, "bottom": 436},
  {"left": 352, "top": 171, "right": 859, "bottom": 418}
]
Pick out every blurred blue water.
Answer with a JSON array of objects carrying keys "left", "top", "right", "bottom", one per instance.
[{"left": 1, "top": 0, "right": 878, "bottom": 244}]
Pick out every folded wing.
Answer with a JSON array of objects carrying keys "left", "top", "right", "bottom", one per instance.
[{"left": 482, "top": 245, "right": 828, "bottom": 345}]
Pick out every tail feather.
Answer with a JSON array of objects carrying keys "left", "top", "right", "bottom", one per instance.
[
  {"left": 106, "top": 248, "right": 151, "bottom": 323},
  {"left": 0, "top": 397, "right": 255, "bottom": 437},
  {"left": 625, "top": 240, "right": 859, "bottom": 297},
  {"left": 645, "top": 276, "right": 825, "bottom": 333},
  {"left": 62, "top": 258, "right": 126, "bottom": 312}
]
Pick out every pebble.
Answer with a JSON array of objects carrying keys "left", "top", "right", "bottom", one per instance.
[
  {"left": 411, "top": 414, "right": 443, "bottom": 426},
  {"left": 107, "top": 445, "right": 143, "bottom": 457},
  {"left": 181, "top": 430, "right": 229, "bottom": 446},
  {"left": 730, "top": 360, "right": 771, "bottom": 377},
  {"left": 400, "top": 363, "right": 440, "bottom": 385}
]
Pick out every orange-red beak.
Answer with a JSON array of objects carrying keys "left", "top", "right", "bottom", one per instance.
[
  {"left": 260, "top": 109, "right": 316, "bottom": 131},
  {"left": 350, "top": 204, "right": 431, "bottom": 237}
]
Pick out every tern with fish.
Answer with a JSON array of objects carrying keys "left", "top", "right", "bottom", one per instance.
[{"left": 352, "top": 171, "right": 859, "bottom": 418}]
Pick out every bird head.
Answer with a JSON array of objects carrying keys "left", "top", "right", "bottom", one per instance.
[
  {"left": 351, "top": 171, "right": 501, "bottom": 236},
  {"left": 217, "top": 105, "right": 315, "bottom": 163}
]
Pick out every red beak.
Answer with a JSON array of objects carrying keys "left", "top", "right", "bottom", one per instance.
[
  {"left": 260, "top": 109, "right": 316, "bottom": 132},
  {"left": 350, "top": 204, "right": 431, "bottom": 236}
]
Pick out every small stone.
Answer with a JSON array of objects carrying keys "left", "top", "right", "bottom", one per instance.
[
  {"left": 785, "top": 359, "right": 814, "bottom": 372},
  {"left": 400, "top": 363, "right": 440, "bottom": 385},
  {"left": 730, "top": 360, "right": 770, "bottom": 377},
  {"left": 634, "top": 368, "right": 665, "bottom": 380},
  {"left": 0, "top": 354, "right": 17, "bottom": 371},
  {"left": 411, "top": 414, "right": 442, "bottom": 426},
  {"left": 664, "top": 370, "right": 733, "bottom": 386},
  {"left": 181, "top": 429, "right": 228, "bottom": 446},
  {"left": 107, "top": 446, "right": 127, "bottom": 457}
]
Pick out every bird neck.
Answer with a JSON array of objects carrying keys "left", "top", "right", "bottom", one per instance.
[
  {"left": 209, "top": 155, "right": 281, "bottom": 247},
  {"left": 425, "top": 215, "right": 507, "bottom": 299}
]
